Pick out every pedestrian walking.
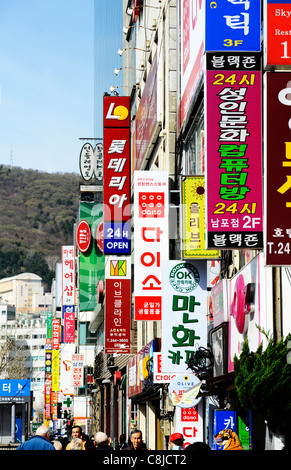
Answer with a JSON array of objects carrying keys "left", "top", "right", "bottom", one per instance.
[
  {"left": 17, "top": 425, "right": 55, "bottom": 451},
  {"left": 94, "top": 432, "right": 113, "bottom": 450},
  {"left": 123, "top": 429, "right": 148, "bottom": 451},
  {"left": 168, "top": 433, "right": 185, "bottom": 450},
  {"left": 66, "top": 425, "right": 86, "bottom": 450}
]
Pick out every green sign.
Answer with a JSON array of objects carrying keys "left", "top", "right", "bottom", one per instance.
[{"left": 79, "top": 202, "right": 105, "bottom": 312}]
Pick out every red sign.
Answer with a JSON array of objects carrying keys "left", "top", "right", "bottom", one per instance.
[
  {"left": 63, "top": 309, "right": 75, "bottom": 343},
  {"left": 265, "top": 2, "right": 291, "bottom": 66},
  {"left": 103, "top": 96, "right": 130, "bottom": 128},
  {"left": 76, "top": 220, "right": 91, "bottom": 253},
  {"left": 52, "top": 319, "right": 60, "bottom": 350},
  {"left": 265, "top": 72, "right": 291, "bottom": 265},
  {"left": 103, "top": 126, "right": 131, "bottom": 222},
  {"left": 105, "top": 257, "right": 131, "bottom": 354}
]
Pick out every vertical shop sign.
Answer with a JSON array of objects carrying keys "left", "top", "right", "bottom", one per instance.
[
  {"left": 179, "top": 0, "right": 204, "bottom": 131},
  {"left": 52, "top": 350, "right": 60, "bottom": 392},
  {"left": 63, "top": 305, "right": 75, "bottom": 343},
  {"left": 161, "top": 260, "right": 207, "bottom": 373},
  {"left": 181, "top": 176, "right": 220, "bottom": 258},
  {"left": 205, "top": 0, "right": 261, "bottom": 52},
  {"left": 105, "top": 256, "right": 131, "bottom": 354},
  {"left": 264, "top": 1, "right": 291, "bottom": 67},
  {"left": 103, "top": 96, "right": 131, "bottom": 254},
  {"left": 72, "top": 354, "right": 84, "bottom": 388},
  {"left": 44, "top": 383, "right": 51, "bottom": 419},
  {"left": 62, "top": 246, "right": 76, "bottom": 306},
  {"left": 79, "top": 202, "right": 104, "bottom": 312},
  {"left": 134, "top": 171, "right": 169, "bottom": 321},
  {"left": 265, "top": 72, "right": 291, "bottom": 265},
  {"left": 52, "top": 319, "right": 60, "bottom": 350},
  {"left": 213, "top": 410, "right": 238, "bottom": 450},
  {"left": 205, "top": 52, "right": 263, "bottom": 249}
]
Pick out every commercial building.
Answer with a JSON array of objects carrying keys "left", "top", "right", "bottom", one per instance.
[{"left": 39, "top": 0, "right": 291, "bottom": 452}]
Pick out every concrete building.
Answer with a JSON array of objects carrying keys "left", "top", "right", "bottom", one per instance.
[{"left": 0, "top": 273, "right": 52, "bottom": 314}]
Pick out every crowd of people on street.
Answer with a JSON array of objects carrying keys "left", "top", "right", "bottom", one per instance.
[{"left": 16, "top": 424, "right": 211, "bottom": 451}]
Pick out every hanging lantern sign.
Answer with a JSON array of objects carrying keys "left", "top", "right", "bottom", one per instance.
[
  {"left": 79, "top": 142, "right": 95, "bottom": 181},
  {"left": 76, "top": 220, "right": 91, "bottom": 253}
]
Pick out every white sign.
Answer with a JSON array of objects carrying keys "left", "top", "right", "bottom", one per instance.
[
  {"left": 161, "top": 260, "right": 208, "bottom": 373},
  {"left": 134, "top": 171, "right": 169, "bottom": 321},
  {"left": 72, "top": 354, "right": 84, "bottom": 388},
  {"left": 168, "top": 373, "right": 202, "bottom": 408},
  {"left": 62, "top": 246, "right": 76, "bottom": 306},
  {"left": 153, "top": 353, "right": 177, "bottom": 384},
  {"left": 174, "top": 401, "right": 204, "bottom": 449}
]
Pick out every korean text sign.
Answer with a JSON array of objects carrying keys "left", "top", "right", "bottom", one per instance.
[
  {"left": 265, "top": 72, "right": 291, "bottom": 265},
  {"left": 205, "top": 0, "right": 261, "bottom": 52},
  {"left": 105, "top": 256, "right": 131, "bottom": 354},
  {"left": 134, "top": 171, "right": 169, "bottom": 321},
  {"left": 205, "top": 52, "right": 263, "bottom": 249},
  {"left": 62, "top": 246, "right": 76, "bottom": 306},
  {"left": 179, "top": 0, "right": 204, "bottom": 131},
  {"left": 181, "top": 176, "right": 220, "bottom": 259},
  {"left": 103, "top": 96, "right": 131, "bottom": 254},
  {"left": 264, "top": 1, "right": 291, "bottom": 67},
  {"left": 161, "top": 260, "right": 207, "bottom": 373}
]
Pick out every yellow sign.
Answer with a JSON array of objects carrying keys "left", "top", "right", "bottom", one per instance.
[
  {"left": 181, "top": 176, "right": 220, "bottom": 259},
  {"left": 52, "top": 350, "right": 60, "bottom": 392}
]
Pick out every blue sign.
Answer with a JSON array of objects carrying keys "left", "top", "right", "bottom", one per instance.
[
  {"left": 104, "top": 222, "right": 131, "bottom": 254},
  {"left": 0, "top": 380, "right": 31, "bottom": 402},
  {"left": 205, "top": 0, "right": 261, "bottom": 52},
  {"left": 213, "top": 409, "right": 237, "bottom": 450}
]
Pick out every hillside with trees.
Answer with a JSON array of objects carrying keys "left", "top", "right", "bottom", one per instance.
[{"left": 0, "top": 164, "right": 81, "bottom": 290}]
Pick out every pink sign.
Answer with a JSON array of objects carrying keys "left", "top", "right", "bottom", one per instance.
[{"left": 205, "top": 52, "right": 263, "bottom": 250}]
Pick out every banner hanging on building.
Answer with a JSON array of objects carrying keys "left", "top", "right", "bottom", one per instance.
[
  {"left": 103, "top": 96, "right": 131, "bottom": 254},
  {"left": 78, "top": 202, "right": 104, "bottom": 312},
  {"left": 105, "top": 256, "right": 131, "bottom": 354},
  {"left": 62, "top": 305, "right": 75, "bottom": 343},
  {"left": 161, "top": 260, "right": 207, "bottom": 373},
  {"left": 181, "top": 176, "right": 220, "bottom": 259},
  {"left": 205, "top": 52, "right": 263, "bottom": 250},
  {"left": 205, "top": 0, "right": 261, "bottom": 52},
  {"left": 179, "top": 0, "right": 204, "bottom": 132},
  {"left": 265, "top": 72, "right": 291, "bottom": 265},
  {"left": 72, "top": 354, "right": 84, "bottom": 388},
  {"left": 62, "top": 246, "right": 76, "bottom": 306},
  {"left": 264, "top": 1, "right": 291, "bottom": 67},
  {"left": 134, "top": 170, "right": 169, "bottom": 321}
]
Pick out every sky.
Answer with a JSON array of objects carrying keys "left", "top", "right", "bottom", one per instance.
[{"left": 0, "top": 0, "right": 123, "bottom": 174}]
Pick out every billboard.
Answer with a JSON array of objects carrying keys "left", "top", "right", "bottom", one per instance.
[
  {"left": 228, "top": 254, "right": 272, "bottom": 372},
  {"left": 161, "top": 260, "right": 207, "bottom": 373},
  {"left": 264, "top": 1, "right": 291, "bottom": 67},
  {"left": 265, "top": 72, "right": 291, "bottom": 265},
  {"left": 103, "top": 96, "right": 131, "bottom": 254},
  {"left": 179, "top": 0, "right": 205, "bottom": 131},
  {"left": 181, "top": 176, "right": 220, "bottom": 258},
  {"left": 135, "top": 52, "right": 161, "bottom": 170},
  {"left": 134, "top": 171, "right": 169, "bottom": 321},
  {"left": 62, "top": 246, "right": 76, "bottom": 306},
  {"left": 205, "top": 0, "right": 261, "bottom": 52},
  {"left": 205, "top": 52, "right": 263, "bottom": 250},
  {"left": 78, "top": 202, "right": 104, "bottom": 311},
  {"left": 0, "top": 380, "right": 31, "bottom": 403},
  {"left": 105, "top": 256, "right": 131, "bottom": 354}
]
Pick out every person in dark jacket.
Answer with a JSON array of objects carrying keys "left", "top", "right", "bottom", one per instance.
[
  {"left": 94, "top": 432, "right": 114, "bottom": 451},
  {"left": 124, "top": 429, "right": 148, "bottom": 451},
  {"left": 17, "top": 425, "right": 55, "bottom": 450}
]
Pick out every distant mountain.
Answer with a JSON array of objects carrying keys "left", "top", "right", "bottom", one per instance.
[{"left": 0, "top": 164, "right": 81, "bottom": 290}]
